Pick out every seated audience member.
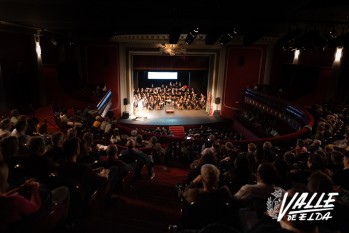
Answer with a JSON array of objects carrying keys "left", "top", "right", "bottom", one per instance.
[
  {"left": 10, "top": 119, "right": 30, "bottom": 146},
  {"left": 58, "top": 137, "right": 108, "bottom": 215},
  {"left": 109, "top": 128, "right": 121, "bottom": 144},
  {"left": 38, "top": 119, "right": 48, "bottom": 135},
  {"left": 24, "top": 136, "right": 58, "bottom": 185},
  {"left": 185, "top": 148, "right": 218, "bottom": 185},
  {"left": 328, "top": 150, "right": 344, "bottom": 174},
  {"left": 307, "top": 170, "right": 349, "bottom": 233},
  {"left": 307, "top": 139, "right": 323, "bottom": 154},
  {"left": 0, "top": 161, "right": 70, "bottom": 230},
  {"left": 262, "top": 141, "right": 276, "bottom": 162},
  {"left": 234, "top": 162, "right": 279, "bottom": 202},
  {"left": 182, "top": 164, "right": 234, "bottom": 204},
  {"left": 25, "top": 117, "right": 40, "bottom": 136},
  {"left": 247, "top": 186, "right": 317, "bottom": 233},
  {"left": 99, "top": 116, "right": 109, "bottom": 132},
  {"left": 66, "top": 127, "right": 78, "bottom": 139},
  {"left": 221, "top": 153, "right": 256, "bottom": 194},
  {"left": 78, "top": 132, "right": 98, "bottom": 164},
  {"left": 289, "top": 138, "right": 308, "bottom": 156},
  {"left": 332, "top": 150, "right": 349, "bottom": 191},
  {"left": 92, "top": 116, "right": 102, "bottom": 130},
  {"left": 10, "top": 109, "right": 20, "bottom": 128},
  {"left": 119, "top": 139, "right": 155, "bottom": 180},
  {"left": 45, "top": 131, "right": 66, "bottom": 165},
  {"left": 0, "top": 118, "right": 12, "bottom": 139},
  {"left": 0, "top": 161, "right": 41, "bottom": 226},
  {"left": 180, "top": 164, "right": 237, "bottom": 230},
  {"left": 272, "top": 158, "right": 293, "bottom": 191},
  {"left": 99, "top": 145, "right": 132, "bottom": 193},
  {"left": 135, "top": 134, "right": 145, "bottom": 148},
  {"left": 145, "top": 136, "right": 166, "bottom": 163},
  {"left": 0, "top": 136, "right": 19, "bottom": 162}
]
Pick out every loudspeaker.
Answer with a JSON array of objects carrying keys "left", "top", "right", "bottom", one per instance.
[
  {"left": 121, "top": 112, "right": 129, "bottom": 119},
  {"left": 215, "top": 97, "right": 221, "bottom": 105},
  {"left": 123, "top": 98, "right": 129, "bottom": 106}
]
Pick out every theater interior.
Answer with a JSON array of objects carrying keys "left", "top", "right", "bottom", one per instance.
[{"left": 0, "top": 1, "right": 349, "bottom": 233}]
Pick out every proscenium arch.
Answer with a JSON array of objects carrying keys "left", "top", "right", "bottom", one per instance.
[{"left": 123, "top": 49, "right": 221, "bottom": 116}]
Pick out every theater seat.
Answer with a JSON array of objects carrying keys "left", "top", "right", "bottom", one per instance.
[{"left": 179, "top": 199, "right": 236, "bottom": 230}]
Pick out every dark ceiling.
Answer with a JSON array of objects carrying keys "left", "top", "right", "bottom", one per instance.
[{"left": 1, "top": 0, "right": 349, "bottom": 44}]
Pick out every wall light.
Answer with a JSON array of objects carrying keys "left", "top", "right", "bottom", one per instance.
[
  {"left": 293, "top": 49, "right": 300, "bottom": 64},
  {"left": 34, "top": 34, "right": 41, "bottom": 58},
  {"left": 334, "top": 47, "right": 343, "bottom": 62}
]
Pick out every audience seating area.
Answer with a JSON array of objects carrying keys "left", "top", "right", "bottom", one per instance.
[{"left": 1, "top": 88, "right": 349, "bottom": 233}]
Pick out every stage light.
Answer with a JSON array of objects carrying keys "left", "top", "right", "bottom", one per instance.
[
  {"left": 185, "top": 26, "right": 199, "bottom": 45},
  {"left": 219, "top": 29, "right": 238, "bottom": 46}
]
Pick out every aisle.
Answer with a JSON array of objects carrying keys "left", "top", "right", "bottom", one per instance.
[{"left": 69, "top": 165, "right": 189, "bottom": 233}]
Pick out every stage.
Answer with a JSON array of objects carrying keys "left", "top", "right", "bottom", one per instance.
[{"left": 118, "top": 109, "right": 228, "bottom": 126}]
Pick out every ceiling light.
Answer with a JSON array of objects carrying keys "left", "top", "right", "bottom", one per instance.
[{"left": 159, "top": 43, "right": 186, "bottom": 56}]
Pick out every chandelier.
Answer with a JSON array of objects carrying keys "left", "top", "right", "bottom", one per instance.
[{"left": 159, "top": 43, "right": 186, "bottom": 56}]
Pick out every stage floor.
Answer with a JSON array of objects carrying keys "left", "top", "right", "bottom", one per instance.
[{"left": 118, "top": 109, "right": 228, "bottom": 126}]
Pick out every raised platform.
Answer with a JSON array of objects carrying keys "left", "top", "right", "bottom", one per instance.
[{"left": 118, "top": 109, "right": 228, "bottom": 127}]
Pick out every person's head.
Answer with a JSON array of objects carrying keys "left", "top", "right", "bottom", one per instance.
[
  {"left": 311, "top": 139, "right": 322, "bottom": 148},
  {"left": 0, "top": 118, "right": 11, "bottom": 131},
  {"left": 256, "top": 162, "right": 277, "bottom": 185},
  {"left": 82, "top": 132, "right": 94, "bottom": 147},
  {"left": 28, "top": 136, "right": 46, "bottom": 156},
  {"left": 234, "top": 153, "right": 251, "bottom": 171},
  {"left": 130, "top": 130, "right": 138, "bottom": 137},
  {"left": 262, "top": 141, "right": 272, "bottom": 150},
  {"left": 150, "top": 136, "right": 157, "bottom": 144},
  {"left": 343, "top": 150, "right": 349, "bottom": 168},
  {"left": 0, "top": 136, "right": 19, "bottom": 160},
  {"left": 0, "top": 161, "right": 9, "bottom": 193},
  {"left": 283, "top": 151, "right": 296, "bottom": 166},
  {"left": 225, "top": 142, "right": 234, "bottom": 151},
  {"left": 126, "top": 139, "right": 135, "bottom": 149},
  {"left": 198, "top": 148, "right": 218, "bottom": 167},
  {"left": 200, "top": 164, "right": 220, "bottom": 189},
  {"left": 15, "top": 119, "right": 27, "bottom": 133},
  {"left": 272, "top": 158, "right": 288, "bottom": 177},
  {"left": 106, "top": 144, "right": 118, "bottom": 158},
  {"left": 307, "top": 170, "right": 334, "bottom": 193},
  {"left": 296, "top": 139, "right": 305, "bottom": 148},
  {"left": 307, "top": 153, "right": 325, "bottom": 171},
  {"left": 51, "top": 131, "right": 65, "bottom": 147},
  {"left": 67, "top": 127, "right": 78, "bottom": 139},
  {"left": 63, "top": 137, "right": 80, "bottom": 160},
  {"left": 330, "top": 150, "right": 343, "bottom": 164},
  {"left": 135, "top": 134, "right": 143, "bottom": 144},
  {"left": 247, "top": 143, "right": 256, "bottom": 153},
  {"left": 11, "top": 109, "right": 19, "bottom": 118}
]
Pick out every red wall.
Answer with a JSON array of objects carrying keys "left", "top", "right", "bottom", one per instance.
[
  {"left": 221, "top": 45, "right": 268, "bottom": 119},
  {"left": 85, "top": 44, "right": 121, "bottom": 118},
  {"left": 270, "top": 44, "right": 337, "bottom": 105}
]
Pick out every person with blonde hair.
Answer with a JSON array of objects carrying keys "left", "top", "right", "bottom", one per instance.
[{"left": 182, "top": 163, "right": 234, "bottom": 204}]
